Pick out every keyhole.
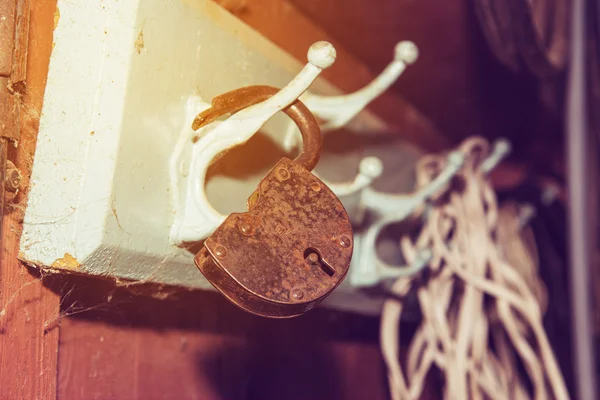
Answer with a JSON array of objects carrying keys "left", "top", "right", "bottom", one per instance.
[{"left": 304, "top": 248, "right": 335, "bottom": 277}]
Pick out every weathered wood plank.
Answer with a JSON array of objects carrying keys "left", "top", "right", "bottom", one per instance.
[{"left": 0, "top": 1, "right": 60, "bottom": 399}]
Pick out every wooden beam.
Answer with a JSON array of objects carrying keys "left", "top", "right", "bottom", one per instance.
[
  {"left": 0, "top": 1, "right": 60, "bottom": 398},
  {"left": 56, "top": 283, "right": 388, "bottom": 400}
]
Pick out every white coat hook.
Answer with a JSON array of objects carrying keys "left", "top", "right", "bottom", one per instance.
[
  {"left": 378, "top": 248, "right": 433, "bottom": 279},
  {"left": 281, "top": 41, "right": 418, "bottom": 151},
  {"left": 314, "top": 156, "right": 384, "bottom": 197},
  {"left": 170, "top": 41, "right": 336, "bottom": 245},
  {"left": 358, "top": 151, "right": 465, "bottom": 218},
  {"left": 351, "top": 152, "right": 464, "bottom": 286},
  {"left": 302, "top": 41, "right": 418, "bottom": 131},
  {"left": 480, "top": 138, "right": 511, "bottom": 174},
  {"left": 350, "top": 139, "right": 510, "bottom": 288}
]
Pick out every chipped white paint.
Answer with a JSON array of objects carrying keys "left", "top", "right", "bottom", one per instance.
[{"left": 20, "top": 0, "right": 387, "bottom": 314}]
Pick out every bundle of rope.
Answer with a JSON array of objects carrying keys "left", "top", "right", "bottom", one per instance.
[
  {"left": 496, "top": 201, "right": 548, "bottom": 315},
  {"left": 380, "top": 137, "right": 569, "bottom": 400}
]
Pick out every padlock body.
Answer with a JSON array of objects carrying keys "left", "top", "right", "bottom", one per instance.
[{"left": 195, "top": 158, "right": 353, "bottom": 318}]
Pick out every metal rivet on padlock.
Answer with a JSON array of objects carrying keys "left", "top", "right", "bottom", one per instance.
[{"left": 194, "top": 86, "right": 353, "bottom": 318}]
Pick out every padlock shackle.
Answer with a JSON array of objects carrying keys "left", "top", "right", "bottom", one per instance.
[{"left": 192, "top": 85, "right": 322, "bottom": 171}]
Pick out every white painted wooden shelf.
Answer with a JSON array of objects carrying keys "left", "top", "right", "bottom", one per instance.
[{"left": 20, "top": 0, "right": 411, "bottom": 315}]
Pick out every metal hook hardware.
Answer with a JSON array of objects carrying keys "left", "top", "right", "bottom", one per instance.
[
  {"left": 170, "top": 42, "right": 336, "bottom": 244},
  {"left": 350, "top": 152, "right": 464, "bottom": 287},
  {"left": 313, "top": 156, "right": 384, "bottom": 199},
  {"left": 302, "top": 41, "right": 418, "bottom": 131},
  {"left": 281, "top": 41, "right": 418, "bottom": 151}
]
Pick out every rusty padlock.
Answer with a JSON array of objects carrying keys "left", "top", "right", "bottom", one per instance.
[{"left": 193, "top": 86, "right": 353, "bottom": 318}]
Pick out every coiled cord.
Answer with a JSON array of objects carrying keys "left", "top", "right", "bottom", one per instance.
[{"left": 380, "top": 137, "right": 569, "bottom": 400}]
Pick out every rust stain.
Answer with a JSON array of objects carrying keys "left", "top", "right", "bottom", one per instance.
[
  {"left": 134, "top": 29, "right": 144, "bottom": 54},
  {"left": 53, "top": 7, "right": 60, "bottom": 29},
  {"left": 51, "top": 253, "right": 80, "bottom": 271},
  {"left": 90, "top": 130, "right": 95, "bottom": 136},
  {"left": 192, "top": 85, "right": 321, "bottom": 170}
]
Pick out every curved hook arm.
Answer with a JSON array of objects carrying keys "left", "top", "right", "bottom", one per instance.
[
  {"left": 480, "top": 138, "right": 511, "bottom": 174},
  {"left": 358, "top": 154, "right": 461, "bottom": 259},
  {"left": 349, "top": 140, "right": 513, "bottom": 286},
  {"left": 356, "top": 138, "right": 511, "bottom": 221},
  {"left": 314, "top": 156, "right": 384, "bottom": 197},
  {"left": 191, "top": 42, "right": 335, "bottom": 222},
  {"left": 192, "top": 42, "right": 336, "bottom": 130},
  {"left": 350, "top": 225, "right": 433, "bottom": 287},
  {"left": 360, "top": 151, "right": 465, "bottom": 217},
  {"left": 300, "top": 41, "right": 418, "bottom": 131}
]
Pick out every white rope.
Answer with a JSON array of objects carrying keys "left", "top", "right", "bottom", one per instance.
[{"left": 380, "top": 137, "right": 569, "bottom": 400}]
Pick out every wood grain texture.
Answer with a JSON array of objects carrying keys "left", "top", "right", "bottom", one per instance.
[
  {"left": 0, "top": 0, "right": 16, "bottom": 75},
  {"left": 55, "top": 277, "right": 390, "bottom": 400},
  {"left": 0, "top": 1, "right": 60, "bottom": 399},
  {"left": 212, "top": 0, "right": 449, "bottom": 151},
  {"left": 59, "top": 321, "right": 388, "bottom": 400}
]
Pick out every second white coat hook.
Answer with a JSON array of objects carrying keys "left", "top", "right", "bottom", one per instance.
[
  {"left": 282, "top": 40, "right": 418, "bottom": 152},
  {"left": 314, "top": 156, "right": 384, "bottom": 198},
  {"left": 302, "top": 41, "right": 419, "bottom": 131}
]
